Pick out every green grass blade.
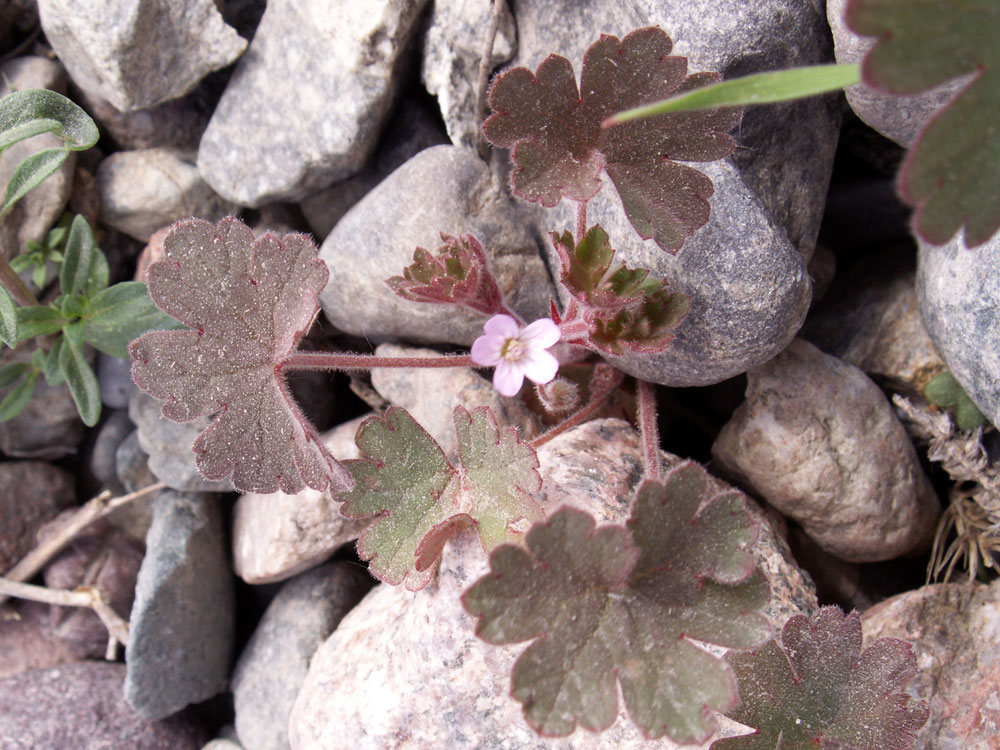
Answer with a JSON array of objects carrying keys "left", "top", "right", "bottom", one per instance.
[{"left": 605, "top": 63, "right": 861, "bottom": 125}]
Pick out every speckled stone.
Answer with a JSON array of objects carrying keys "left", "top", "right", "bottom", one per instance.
[{"left": 0, "top": 461, "right": 76, "bottom": 570}]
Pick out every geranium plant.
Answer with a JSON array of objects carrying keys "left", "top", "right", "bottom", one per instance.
[{"left": 126, "top": 26, "right": 927, "bottom": 746}]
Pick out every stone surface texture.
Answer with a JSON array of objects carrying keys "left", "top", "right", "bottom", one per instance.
[
  {"left": 370, "top": 343, "right": 543, "bottom": 457},
  {"left": 827, "top": 0, "right": 964, "bottom": 147},
  {"left": 125, "top": 490, "right": 234, "bottom": 720},
  {"left": 0, "top": 661, "right": 210, "bottom": 749},
  {"left": 0, "top": 56, "right": 74, "bottom": 265},
  {"left": 507, "top": 0, "right": 838, "bottom": 386},
  {"left": 862, "top": 581, "right": 1000, "bottom": 750},
  {"left": 319, "top": 144, "right": 553, "bottom": 346},
  {"left": 803, "top": 251, "right": 945, "bottom": 396},
  {"left": 37, "top": 0, "right": 245, "bottom": 112},
  {"left": 232, "top": 562, "right": 373, "bottom": 750},
  {"left": 917, "top": 233, "right": 1000, "bottom": 429},
  {"left": 130, "top": 389, "right": 235, "bottom": 492},
  {"left": 232, "top": 415, "right": 368, "bottom": 584},
  {"left": 97, "top": 147, "right": 238, "bottom": 241},
  {"left": 0, "top": 602, "right": 84, "bottom": 678},
  {"left": 197, "top": 0, "right": 430, "bottom": 206},
  {"left": 288, "top": 419, "right": 816, "bottom": 749},
  {"left": 0, "top": 461, "right": 76, "bottom": 570},
  {"left": 713, "top": 339, "right": 940, "bottom": 562},
  {"left": 299, "top": 97, "right": 449, "bottom": 238},
  {"left": 421, "top": 0, "right": 516, "bottom": 147}
]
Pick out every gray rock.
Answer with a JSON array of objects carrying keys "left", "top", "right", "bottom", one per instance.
[
  {"left": 98, "top": 351, "right": 137, "bottom": 409},
  {"left": 862, "top": 581, "right": 1000, "bottom": 749},
  {"left": 0, "top": 461, "right": 76, "bottom": 570},
  {"left": 0, "top": 661, "right": 210, "bottom": 749},
  {"left": 499, "top": 0, "right": 841, "bottom": 386},
  {"left": 421, "top": 0, "right": 516, "bottom": 148},
  {"left": 130, "top": 389, "right": 235, "bottom": 492},
  {"left": 73, "top": 85, "right": 211, "bottom": 151},
  {"left": 0, "top": 0, "right": 36, "bottom": 54},
  {"left": 917, "top": 234, "right": 1000, "bottom": 429},
  {"left": 125, "top": 489, "right": 234, "bottom": 720},
  {"left": 197, "top": 0, "right": 430, "bottom": 206},
  {"left": 827, "top": 0, "right": 964, "bottom": 147},
  {"left": 232, "top": 562, "right": 372, "bottom": 750},
  {"left": 803, "top": 250, "right": 946, "bottom": 397},
  {"left": 41, "top": 517, "right": 144, "bottom": 658},
  {"left": 288, "top": 419, "right": 815, "bottom": 749},
  {"left": 0, "top": 56, "right": 74, "bottom": 266},
  {"left": 97, "top": 148, "right": 238, "bottom": 242},
  {"left": 116, "top": 429, "right": 159, "bottom": 494},
  {"left": 371, "top": 343, "right": 543, "bottom": 458},
  {"left": 712, "top": 339, "right": 941, "bottom": 562},
  {"left": 300, "top": 97, "right": 449, "bottom": 239},
  {"left": 319, "top": 145, "right": 553, "bottom": 346},
  {"left": 232, "top": 415, "right": 369, "bottom": 585},
  {"left": 37, "top": 0, "right": 245, "bottom": 111},
  {"left": 0, "top": 345, "right": 84, "bottom": 458}
]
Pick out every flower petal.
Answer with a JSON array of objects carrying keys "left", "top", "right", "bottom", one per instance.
[
  {"left": 471, "top": 334, "right": 504, "bottom": 366},
  {"left": 519, "top": 318, "right": 561, "bottom": 349},
  {"left": 483, "top": 314, "right": 520, "bottom": 338},
  {"left": 493, "top": 359, "right": 525, "bottom": 397},
  {"left": 519, "top": 348, "right": 560, "bottom": 385}
]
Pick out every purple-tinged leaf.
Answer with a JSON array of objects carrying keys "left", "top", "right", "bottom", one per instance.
[
  {"left": 712, "top": 607, "right": 929, "bottom": 750},
  {"left": 340, "top": 406, "right": 543, "bottom": 590},
  {"left": 386, "top": 233, "right": 505, "bottom": 315},
  {"left": 463, "top": 461, "right": 770, "bottom": 743},
  {"left": 484, "top": 27, "right": 740, "bottom": 253},
  {"left": 129, "top": 217, "right": 351, "bottom": 495},
  {"left": 846, "top": 0, "right": 1000, "bottom": 247}
]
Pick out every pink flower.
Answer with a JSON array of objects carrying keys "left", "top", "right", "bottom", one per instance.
[{"left": 471, "top": 315, "right": 561, "bottom": 397}]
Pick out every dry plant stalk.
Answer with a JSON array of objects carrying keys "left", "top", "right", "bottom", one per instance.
[{"left": 893, "top": 395, "right": 1000, "bottom": 582}]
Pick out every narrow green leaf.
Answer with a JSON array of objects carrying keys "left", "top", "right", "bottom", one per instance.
[
  {"left": 0, "top": 89, "right": 99, "bottom": 152},
  {"left": 42, "top": 336, "right": 65, "bottom": 385},
  {"left": 84, "top": 281, "right": 181, "bottom": 358},
  {"left": 0, "top": 118, "right": 61, "bottom": 152},
  {"left": 59, "top": 322, "right": 100, "bottom": 426},
  {"left": 0, "top": 283, "right": 17, "bottom": 346},
  {"left": 0, "top": 368, "right": 38, "bottom": 421},
  {"left": 605, "top": 63, "right": 861, "bottom": 124},
  {"left": 60, "top": 214, "right": 96, "bottom": 297},
  {"left": 13, "top": 305, "right": 65, "bottom": 342},
  {"left": 0, "top": 148, "right": 68, "bottom": 220},
  {"left": 0, "top": 362, "right": 30, "bottom": 389}
]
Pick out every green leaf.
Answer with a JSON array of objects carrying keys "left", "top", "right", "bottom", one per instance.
[
  {"left": 340, "top": 406, "right": 544, "bottom": 591},
  {"left": 13, "top": 305, "right": 65, "bottom": 342},
  {"left": 42, "top": 336, "right": 65, "bottom": 385},
  {"left": 712, "top": 608, "right": 928, "bottom": 750},
  {"left": 0, "top": 366, "right": 38, "bottom": 421},
  {"left": 463, "top": 462, "right": 771, "bottom": 743},
  {"left": 60, "top": 214, "right": 97, "bottom": 297},
  {"left": 0, "top": 283, "right": 17, "bottom": 346},
  {"left": 83, "top": 281, "right": 181, "bottom": 358},
  {"left": 0, "top": 148, "right": 68, "bottom": 219},
  {"left": 923, "top": 370, "right": 988, "bottom": 431},
  {"left": 484, "top": 27, "right": 739, "bottom": 254},
  {"left": 846, "top": 0, "right": 1000, "bottom": 247},
  {"left": 0, "top": 362, "right": 30, "bottom": 389},
  {"left": 59, "top": 322, "right": 100, "bottom": 426},
  {"left": 0, "top": 89, "right": 99, "bottom": 152},
  {"left": 605, "top": 63, "right": 860, "bottom": 123}
]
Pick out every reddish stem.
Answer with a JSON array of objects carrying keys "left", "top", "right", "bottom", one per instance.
[
  {"left": 530, "top": 365, "right": 624, "bottom": 449},
  {"left": 282, "top": 352, "right": 478, "bottom": 372},
  {"left": 637, "top": 378, "right": 662, "bottom": 480},
  {"left": 576, "top": 201, "right": 587, "bottom": 244}
]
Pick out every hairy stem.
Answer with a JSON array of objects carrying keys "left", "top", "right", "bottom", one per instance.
[
  {"left": 637, "top": 379, "right": 662, "bottom": 480},
  {"left": 0, "top": 578, "right": 130, "bottom": 657},
  {"left": 576, "top": 201, "right": 587, "bottom": 244},
  {"left": 0, "top": 250, "right": 39, "bottom": 307},
  {"left": 531, "top": 365, "right": 625, "bottom": 449},
  {"left": 0, "top": 482, "right": 166, "bottom": 609},
  {"left": 283, "top": 352, "right": 478, "bottom": 372},
  {"left": 475, "top": 0, "right": 507, "bottom": 160}
]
